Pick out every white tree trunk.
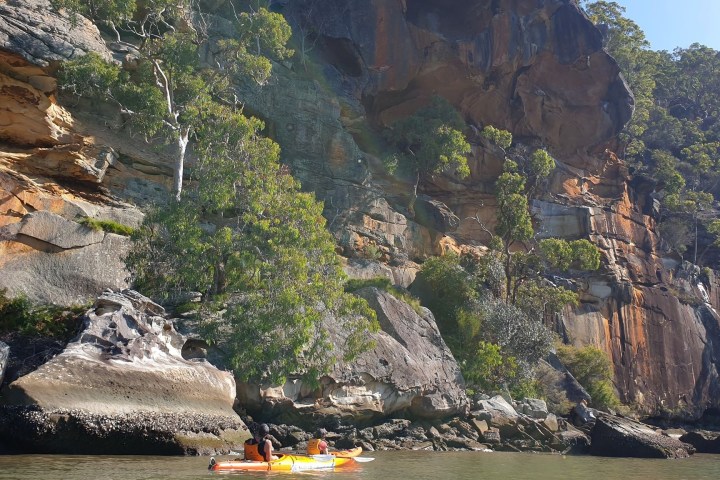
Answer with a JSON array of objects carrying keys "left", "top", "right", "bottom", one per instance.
[{"left": 173, "top": 129, "right": 190, "bottom": 201}]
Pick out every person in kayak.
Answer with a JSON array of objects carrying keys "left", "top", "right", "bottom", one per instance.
[
  {"left": 307, "top": 428, "right": 329, "bottom": 455},
  {"left": 243, "top": 425, "right": 264, "bottom": 461},
  {"left": 257, "top": 423, "right": 279, "bottom": 461}
]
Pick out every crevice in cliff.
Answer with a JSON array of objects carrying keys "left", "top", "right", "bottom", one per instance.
[
  {"left": 616, "top": 298, "right": 628, "bottom": 368},
  {"left": 316, "top": 36, "right": 364, "bottom": 77},
  {"left": 12, "top": 231, "right": 106, "bottom": 253}
]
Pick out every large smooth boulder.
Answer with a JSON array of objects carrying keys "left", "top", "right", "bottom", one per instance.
[
  {"left": 237, "top": 288, "right": 468, "bottom": 426},
  {"left": 590, "top": 414, "right": 695, "bottom": 458},
  {"left": 0, "top": 290, "right": 248, "bottom": 454}
]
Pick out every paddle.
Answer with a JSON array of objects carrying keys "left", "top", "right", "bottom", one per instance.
[{"left": 309, "top": 454, "right": 375, "bottom": 463}]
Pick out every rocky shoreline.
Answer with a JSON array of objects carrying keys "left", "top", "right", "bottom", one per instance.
[
  {"left": 1, "top": 290, "right": 717, "bottom": 458},
  {"left": 248, "top": 397, "right": 709, "bottom": 459}
]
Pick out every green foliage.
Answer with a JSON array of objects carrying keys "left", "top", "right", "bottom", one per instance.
[
  {"left": 414, "top": 254, "right": 478, "bottom": 331},
  {"left": 557, "top": 343, "right": 621, "bottom": 410},
  {"left": 58, "top": 52, "right": 120, "bottom": 97},
  {"left": 385, "top": 96, "right": 471, "bottom": 179},
  {"left": 709, "top": 219, "right": 720, "bottom": 246},
  {"left": 127, "top": 115, "right": 378, "bottom": 384},
  {"left": 416, "top": 254, "right": 555, "bottom": 393},
  {"left": 463, "top": 341, "right": 518, "bottom": 390},
  {"left": 582, "top": 2, "right": 720, "bottom": 264},
  {"left": 0, "top": 289, "right": 85, "bottom": 340},
  {"left": 51, "top": 0, "right": 136, "bottom": 24},
  {"left": 651, "top": 150, "right": 685, "bottom": 194},
  {"left": 55, "top": 1, "right": 294, "bottom": 200},
  {"left": 480, "top": 125, "right": 513, "bottom": 150},
  {"left": 218, "top": 7, "right": 294, "bottom": 85},
  {"left": 530, "top": 149, "right": 555, "bottom": 179},
  {"left": 570, "top": 240, "right": 602, "bottom": 270},
  {"left": 539, "top": 238, "right": 601, "bottom": 271},
  {"left": 78, "top": 217, "right": 135, "bottom": 236},
  {"left": 495, "top": 181, "right": 533, "bottom": 244}
]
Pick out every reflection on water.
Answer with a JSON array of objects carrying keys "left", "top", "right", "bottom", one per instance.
[{"left": 1, "top": 451, "right": 719, "bottom": 480}]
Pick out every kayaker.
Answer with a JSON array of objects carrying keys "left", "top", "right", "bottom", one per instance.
[
  {"left": 307, "top": 428, "right": 329, "bottom": 455},
  {"left": 243, "top": 426, "right": 264, "bottom": 461},
  {"left": 257, "top": 423, "right": 279, "bottom": 461}
]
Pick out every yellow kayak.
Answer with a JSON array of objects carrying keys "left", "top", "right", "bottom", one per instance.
[{"left": 209, "top": 453, "right": 355, "bottom": 472}]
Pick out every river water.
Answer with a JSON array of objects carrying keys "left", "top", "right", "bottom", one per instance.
[{"left": 1, "top": 451, "right": 719, "bottom": 480}]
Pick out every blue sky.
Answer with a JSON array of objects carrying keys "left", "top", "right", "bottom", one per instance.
[{"left": 613, "top": 0, "right": 720, "bottom": 51}]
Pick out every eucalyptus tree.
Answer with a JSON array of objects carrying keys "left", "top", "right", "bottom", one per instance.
[
  {"left": 54, "top": 0, "right": 292, "bottom": 200},
  {"left": 127, "top": 111, "right": 378, "bottom": 384}
]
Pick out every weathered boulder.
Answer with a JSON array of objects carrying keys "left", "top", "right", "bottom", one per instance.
[
  {"left": 519, "top": 398, "right": 549, "bottom": 420},
  {"left": 590, "top": 414, "right": 695, "bottom": 458},
  {"left": 0, "top": 203, "right": 139, "bottom": 306},
  {"left": 679, "top": 430, "right": 720, "bottom": 454},
  {"left": 0, "top": 290, "right": 248, "bottom": 454},
  {"left": 473, "top": 395, "right": 520, "bottom": 425},
  {"left": 343, "top": 258, "right": 418, "bottom": 289},
  {"left": 237, "top": 287, "right": 468, "bottom": 426}
]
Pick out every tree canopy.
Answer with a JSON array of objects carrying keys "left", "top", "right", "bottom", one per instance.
[
  {"left": 126, "top": 92, "right": 378, "bottom": 385},
  {"left": 55, "top": 0, "right": 292, "bottom": 200},
  {"left": 581, "top": 1, "right": 720, "bottom": 264},
  {"left": 55, "top": 0, "right": 378, "bottom": 384}
]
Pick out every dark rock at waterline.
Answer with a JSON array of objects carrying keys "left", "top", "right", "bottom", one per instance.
[
  {"left": 590, "top": 414, "right": 695, "bottom": 458},
  {"left": 0, "top": 406, "right": 246, "bottom": 455},
  {"left": 679, "top": 430, "right": 720, "bottom": 454}
]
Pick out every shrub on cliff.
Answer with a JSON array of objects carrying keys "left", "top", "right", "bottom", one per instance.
[
  {"left": 383, "top": 97, "right": 471, "bottom": 213},
  {"left": 557, "top": 344, "right": 621, "bottom": 411}
]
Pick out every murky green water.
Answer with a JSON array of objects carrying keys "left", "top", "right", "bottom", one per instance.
[{"left": 1, "top": 451, "right": 718, "bottom": 480}]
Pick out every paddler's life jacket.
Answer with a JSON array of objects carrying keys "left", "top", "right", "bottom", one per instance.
[
  {"left": 307, "top": 438, "right": 327, "bottom": 455},
  {"left": 244, "top": 439, "right": 263, "bottom": 461}
]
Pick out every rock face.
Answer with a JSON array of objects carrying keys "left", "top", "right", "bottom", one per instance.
[
  {"left": 0, "top": 184, "right": 140, "bottom": 305},
  {"left": 0, "top": 290, "right": 248, "bottom": 454},
  {"left": 0, "top": 1, "right": 154, "bottom": 306},
  {"left": 237, "top": 288, "right": 468, "bottom": 426},
  {"left": 0, "top": 0, "right": 718, "bottom": 425},
  {"left": 590, "top": 414, "right": 694, "bottom": 459},
  {"left": 260, "top": 0, "right": 719, "bottom": 421},
  {"left": 0, "top": 0, "right": 110, "bottom": 67}
]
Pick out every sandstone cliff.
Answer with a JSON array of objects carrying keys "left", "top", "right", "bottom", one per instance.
[{"left": 0, "top": 0, "right": 718, "bottom": 423}]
